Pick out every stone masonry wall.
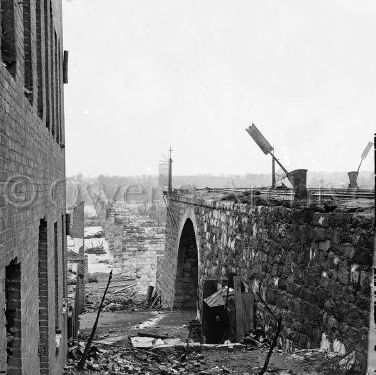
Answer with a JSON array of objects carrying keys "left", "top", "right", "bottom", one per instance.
[
  {"left": 89, "top": 195, "right": 166, "bottom": 294},
  {"left": 156, "top": 192, "right": 374, "bottom": 371},
  {"left": 0, "top": 1, "right": 66, "bottom": 374},
  {"left": 115, "top": 202, "right": 165, "bottom": 294}
]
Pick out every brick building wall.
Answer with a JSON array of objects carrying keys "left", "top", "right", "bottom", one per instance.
[
  {"left": 0, "top": 0, "right": 67, "bottom": 374},
  {"left": 156, "top": 191, "right": 374, "bottom": 373}
]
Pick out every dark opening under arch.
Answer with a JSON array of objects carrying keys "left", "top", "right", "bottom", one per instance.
[{"left": 173, "top": 219, "right": 198, "bottom": 309}]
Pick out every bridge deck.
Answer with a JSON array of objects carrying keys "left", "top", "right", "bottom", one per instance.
[{"left": 169, "top": 187, "right": 374, "bottom": 214}]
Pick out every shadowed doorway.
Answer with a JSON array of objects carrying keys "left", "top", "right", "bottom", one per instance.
[{"left": 173, "top": 219, "right": 198, "bottom": 309}]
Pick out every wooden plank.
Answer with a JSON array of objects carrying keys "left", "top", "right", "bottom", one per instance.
[
  {"left": 204, "top": 287, "right": 226, "bottom": 308},
  {"left": 112, "top": 284, "right": 137, "bottom": 295},
  {"left": 96, "top": 282, "right": 134, "bottom": 290},
  {"left": 241, "top": 292, "right": 254, "bottom": 334},
  {"left": 150, "top": 293, "right": 161, "bottom": 309},
  {"left": 233, "top": 276, "right": 243, "bottom": 342}
]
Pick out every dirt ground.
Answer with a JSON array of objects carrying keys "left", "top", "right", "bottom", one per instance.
[
  {"left": 202, "top": 348, "right": 345, "bottom": 374},
  {"left": 79, "top": 309, "right": 196, "bottom": 346},
  {"left": 64, "top": 279, "right": 358, "bottom": 375},
  {"left": 67, "top": 306, "right": 353, "bottom": 375},
  {"left": 64, "top": 341, "right": 350, "bottom": 375}
]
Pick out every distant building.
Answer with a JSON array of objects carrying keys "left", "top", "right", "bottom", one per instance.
[{"left": 0, "top": 0, "right": 67, "bottom": 374}]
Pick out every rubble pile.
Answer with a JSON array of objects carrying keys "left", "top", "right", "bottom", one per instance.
[
  {"left": 85, "top": 229, "right": 105, "bottom": 239},
  {"left": 85, "top": 286, "right": 148, "bottom": 313},
  {"left": 239, "top": 328, "right": 270, "bottom": 349},
  {"left": 64, "top": 341, "right": 357, "bottom": 375},
  {"left": 188, "top": 320, "right": 202, "bottom": 342},
  {"left": 64, "top": 342, "right": 239, "bottom": 375}
]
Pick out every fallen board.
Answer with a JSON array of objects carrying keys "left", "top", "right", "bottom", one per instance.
[{"left": 234, "top": 277, "right": 254, "bottom": 341}]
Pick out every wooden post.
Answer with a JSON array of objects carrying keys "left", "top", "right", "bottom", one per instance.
[
  {"left": 73, "top": 266, "right": 81, "bottom": 340},
  {"left": 233, "top": 276, "right": 243, "bottom": 342},
  {"left": 270, "top": 151, "right": 289, "bottom": 178},
  {"left": 77, "top": 270, "right": 113, "bottom": 370}
]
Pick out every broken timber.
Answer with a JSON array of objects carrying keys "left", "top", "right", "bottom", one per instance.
[{"left": 78, "top": 270, "right": 113, "bottom": 370}]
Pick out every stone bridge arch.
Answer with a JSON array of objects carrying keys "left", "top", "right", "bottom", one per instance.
[
  {"left": 173, "top": 208, "right": 201, "bottom": 312},
  {"left": 122, "top": 184, "right": 147, "bottom": 203}
]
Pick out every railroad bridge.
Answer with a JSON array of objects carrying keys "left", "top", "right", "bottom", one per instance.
[{"left": 156, "top": 187, "right": 374, "bottom": 368}]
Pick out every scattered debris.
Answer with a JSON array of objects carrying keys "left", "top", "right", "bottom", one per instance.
[
  {"left": 112, "top": 284, "right": 137, "bottom": 295},
  {"left": 65, "top": 341, "right": 241, "bottom": 374},
  {"left": 65, "top": 339, "right": 358, "bottom": 375},
  {"left": 87, "top": 275, "right": 99, "bottom": 283},
  {"left": 137, "top": 331, "right": 170, "bottom": 340},
  {"left": 204, "top": 286, "right": 234, "bottom": 308},
  {"left": 338, "top": 351, "right": 356, "bottom": 371},
  {"left": 134, "top": 312, "right": 165, "bottom": 330},
  {"left": 84, "top": 285, "right": 139, "bottom": 313},
  {"left": 149, "top": 291, "right": 162, "bottom": 309},
  {"left": 188, "top": 319, "right": 202, "bottom": 342},
  {"left": 85, "top": 230, "right": 104, "bottom": 239},
  {"left": 85, "top": 242, "right": 106, "bottom": 255},
  {"left": 240, "top": 331, "right": 269, "bottom": 349}
]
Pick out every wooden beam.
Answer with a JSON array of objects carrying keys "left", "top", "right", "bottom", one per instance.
[{"left": 234, "top": 276, "right": 243, "bottom": 342}]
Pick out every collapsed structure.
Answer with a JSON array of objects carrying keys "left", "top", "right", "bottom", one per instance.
[
  {"left": 156, "top": 188, "right": 374, "bottom": 373},
  {"left": 0, "top": 0, "right": 67, "bottom": 373}
]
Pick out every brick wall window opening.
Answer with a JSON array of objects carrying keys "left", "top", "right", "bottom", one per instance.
[
  {"left": 36, "top": 0, "right": 43, "bottom": 119},
  {"left": 54, "top": 221, "right": 59, "bottom": 330},
  {"left": 44, "top": 0, "right": 50, "bottom": 129},
  {"left": 62, "top": 214, "right": 67, "bottom": 299},
  {"left": 5, "top": 259, "right": 22, "bottom": 374},
  {"left": 58, "top": 40, "right": 63, "bottom": 145},
  {"left": 38, "top": 219, "right": 49, "bottom": 374},
  {"left": 49, "top": 2, "right": 55, "bottom": 138},
  {"left": 0, "top": 0, "right": 17, "bottom": 77},
  {"left": 23, "top": 0, "right": 34, "bottom": 104},
  {"left": 173, "top": 219, "right": 198, "bottom": 310},
  {"left": 54, "top": 31, "right": 60, "bottom": 144},
  {"left": 66, "top": 213, "right": 71, "bottom": 236}
]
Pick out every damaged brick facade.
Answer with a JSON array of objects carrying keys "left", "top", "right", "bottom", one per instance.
[
  {"left": 0, "top": 0, "right": 67, "bottom": 374},
  {"left": 156, "top": 191, "right": 374, "bottom": 372}
]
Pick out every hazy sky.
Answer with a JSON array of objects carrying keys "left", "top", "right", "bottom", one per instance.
[{"left": 62, "top": 0, "right": 375, "bottom": 177}]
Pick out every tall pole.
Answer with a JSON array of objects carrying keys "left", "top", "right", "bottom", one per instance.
[
  {"left": 269, "top": 150, "right": 289, "bottom": 176},
  {"left": 168, "top": 147, "right": 173, "bottom": 194},
  {"left": 78, "top": 270, "right": 113, "bottom": 370},
  {"left": 356, "top": 159, "right": 363, "bottom": 174},
  {"left": 271, "top": 147, "right": 276, "bottom": 188}
]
